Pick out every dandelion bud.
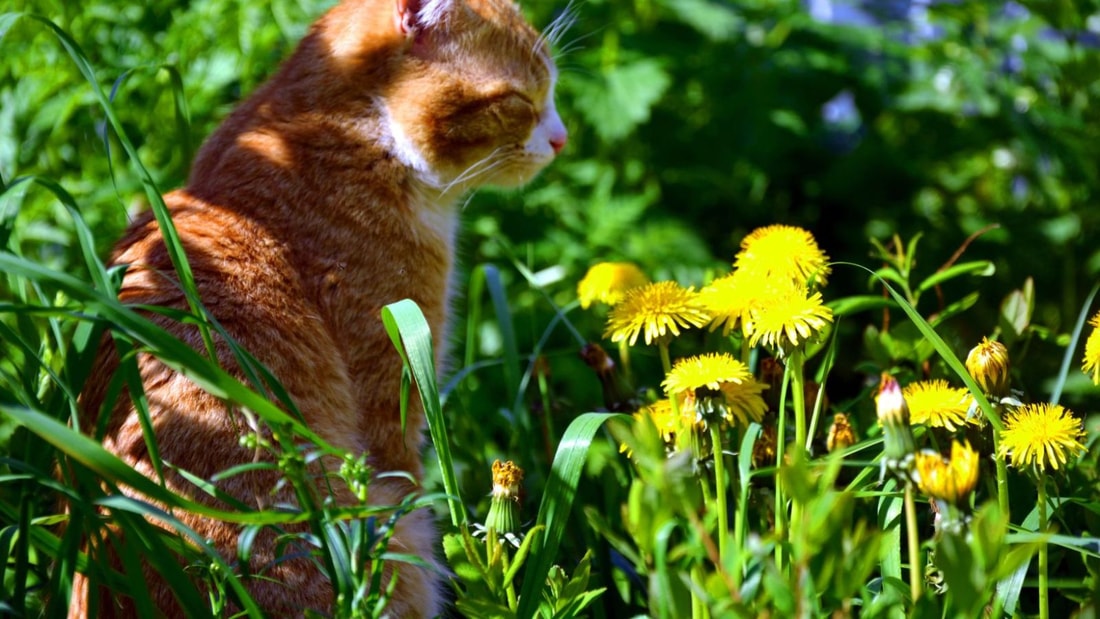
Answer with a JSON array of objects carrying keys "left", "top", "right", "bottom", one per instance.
[
  {"left": 577, "top": 262, "right": 649, "bottom": 309},
  {"left": 914, "top": 441, "right": 980, "bottom": 508},
  {"left": 752, "top": 423, "right": 777, "bottom": 469},
  {"left": 485, "top": 460, "right": 524, "bottom": 534},
  {"left": 965, "top": 337, "right": 1010, "bottom": 398},
  {"left": 579, "top": 343, "right": 638, "bottom": 413},
  {"left": 826, "top": 413, "right": 857, "bottom": 453},
  {"left": 876, "top": 373, "right": 917, "bottom": 478}
]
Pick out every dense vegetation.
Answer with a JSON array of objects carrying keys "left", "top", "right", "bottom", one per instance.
[{"left": 2, "top": 0, "right": 1098, "bottom": 616}]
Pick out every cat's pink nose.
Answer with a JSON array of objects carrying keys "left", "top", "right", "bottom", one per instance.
[{"left": 550, "top": 132, "right": 567, "bottom": 155}]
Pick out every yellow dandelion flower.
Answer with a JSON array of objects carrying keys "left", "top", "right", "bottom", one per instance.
[
  {"left": 903, "top": 380, "right": 972, "bottom": 432},
  {"left": 663, "top": 353, "right": 768, "bottom": 427},
  {"left": 490, "top": 460, "right": 524, "bottom": 501},
  {"left": 742, "top": 282, "right": 833, "bottom": 354},
  {"left": 827, "top": 413, "right": 858, "bottom": 452},
  {"left": 577, "top": 262, "right": 649, "bottom": 309},
  {"left": 915, "top": 441, "right": 980, "bottom": 507},
  {"left": 966, "top": 337, "right": 1011, "bottom": 397},
  {"left": 712, "top": 382, "right": 770, "bottom": 427},
  {"left": 620, "top": 399, "right": 681, "bottom": 457},
  {"left": 734, "top": 224, "right": 831, "bottom": 287},
  {"left": 604, "top": 281, "right": 710, "bottom": 346},
  {"left": 663, "top": 352, "right": 755, "bottom": 393},
  {"left": 997, "top": 403, "right": 1086, "bottom": 473},
  {"left": 1082, "top": 311, "right": 1100, "bottom": 385},
  {"left": 698, "top": 270, "right": 771, "bottom": 336},
  {"left": 641, "top": 399, "right": 680, "bottom": 443}
]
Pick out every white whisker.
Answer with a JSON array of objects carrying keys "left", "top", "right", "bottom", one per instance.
[
  {"left": 532, "top": 1, "right": 580, "bottom": 59},
  {"left": 440, "top": 147, "right": 508, "bottom": 194}
]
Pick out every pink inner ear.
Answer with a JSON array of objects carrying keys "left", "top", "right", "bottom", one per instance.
[
  {"left": 395, "top": 0, "right": 419, "bottom": 36},
  {"left": 395, "top": 0, "right": 455, "bottom": 36}
]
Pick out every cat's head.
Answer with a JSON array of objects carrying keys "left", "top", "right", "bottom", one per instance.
[{"left": 322, "top": 0, "right": 569, "bottom": 192}]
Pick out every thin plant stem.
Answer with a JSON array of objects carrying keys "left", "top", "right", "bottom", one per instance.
[
  {"left": 733, "top": 475, "right": 748, "bottom": 590},
  {"left": 659, "top": 340, "right": 678, "bottom": 419},
  {"left": 691, "top": 563, "right": 708, "bottom": 619},
  {"left": 1038, "top": 479, "right": 1049, "bottom": 619},
  {"left": 789, "top": 351, "right": 807, "bottom": 458},
  {"left": 502, "top": 542, "right": 518, "bottom": 610},
  {"left": 991, "top": 427, "right": 1010, "bottom": 517},
  {"left": 904, "top": 484, "right": 921, "bottom": 604},
  {"left": 774, "top": 363, "right": 791, "bottom": 572},
  {"left": 804, "top": 368, "right": 827, "bottom": 454},
  {"left": 710, "top": 423, "right": 729, "bottom": 570},
  {"left": 618, "top": 338, "right": 633, "bottom": 383},
  {"left": 788, "top": 351, "right": 807, "bottom": 557}
]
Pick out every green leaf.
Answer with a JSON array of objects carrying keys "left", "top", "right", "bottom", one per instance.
[
  {"left": 660, "top": 0, "right": 741, "bottom": 40},
  {"left": 998, "top": 278, "right": 1034, "bottom": 340},
  {"left": 504, "top": 525, "right": 544, "bottom": 589},
  {"left": 1051, "top": 283, "right": 1100, "bottom": 405},
  {"left": 574, "top": 59, "right": 671, "bottom": 143},
  {"left": 915, "top": 260, "right": 995, "bottom": 294},
  {"left": 828, "top": 295, "right": 896, "bottom": 317},
  {"left": 481, "top": 265, "right": 522, "bottom": 416}
]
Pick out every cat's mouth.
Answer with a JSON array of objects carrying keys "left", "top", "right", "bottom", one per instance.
[{"left": 487, "top": 147, "right": 560, "bottom": 188}]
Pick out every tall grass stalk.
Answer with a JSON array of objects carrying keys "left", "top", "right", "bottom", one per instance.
[{"left": 1038, "top": 480, "right": 1049, "bottom": 619}]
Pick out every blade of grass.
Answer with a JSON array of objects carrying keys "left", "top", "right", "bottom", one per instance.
[
  {"left": 1050, "top": 283, "right": 1099, "bottom": 405},
  {"left": 877, "top": 478, "right": 904, "bottom": 619},
  {"left": 98, "top": 495, "right": 265, "bottom": 618},
  {"left": 482, "top": 265, "right": 523, "bottom": 418},
  {"left": 0, "top": 251, "right": 321, "bottom": 444},
  {"left": 382, "top": 299, "right": 465, "bottom": 527},
  {"left": 516, "top": 411, "right": 627, "bottom": 619}
]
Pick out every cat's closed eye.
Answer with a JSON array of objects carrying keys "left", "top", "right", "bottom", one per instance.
[{"left": 493, "top": 92, "right": 540, "bottom": 135}]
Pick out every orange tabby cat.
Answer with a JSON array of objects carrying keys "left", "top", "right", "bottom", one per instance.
[{"left": 70, "top": 0, "right": 566, "bottom": 616}]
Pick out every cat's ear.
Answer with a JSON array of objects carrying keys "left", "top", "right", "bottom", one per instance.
[{"left": 394, "top": 0, "right": 457, "bottom": 37}]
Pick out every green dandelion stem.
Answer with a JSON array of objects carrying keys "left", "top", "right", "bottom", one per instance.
[
  {"left": 491, "top": 528, "right": 519, "bottom": 610},
  {"left": 659, "top": 340, "right": 680, "bottom": 422},
  {"left": 618, "top": 338, "right": 633, "bottom": 383},
  {"left": 789, "top": 351, "right": 807, "bottom": 457},
  {"left": 991, "top": 427, "right": 1010, "bottom": 517},
  {"left": 733, "top": 485, "right": 747, "bottom": 590},
  {"left": 710, "top": 423, "right": 730, "bottom": 571},
  {"left": 788, "top": 351, "right": 807, "bottom": 550},
  {"left": 774, "top": 361, "right": 791, "bottom": 572},
  {"left": 904, "top": 484, "right": 921, "bottom": 604},
  {"left": 1038, "top": 479, "right": 1049, "bottom": 619}
]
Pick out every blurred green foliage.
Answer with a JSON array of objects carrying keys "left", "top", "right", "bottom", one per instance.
[
  {"left": 3, "top": 0, "right": 1100, "bottom": 614},
  {"left": 4, "top": 0, "right": 1099, "bottom": 395}
]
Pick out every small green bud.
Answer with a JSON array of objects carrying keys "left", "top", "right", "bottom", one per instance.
[{"left": 485, "top": 460, "right": 524, "bottom": 534}]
